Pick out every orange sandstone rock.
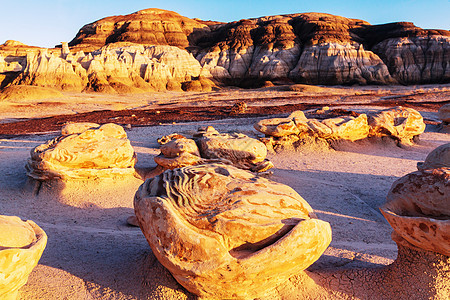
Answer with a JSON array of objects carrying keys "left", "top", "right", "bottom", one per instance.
[
  {"left": 134, "top": 164, "right": 332, "bottom": 299},
  {"left": 0, "top": 215, "right": 47, "bottom": 300}
]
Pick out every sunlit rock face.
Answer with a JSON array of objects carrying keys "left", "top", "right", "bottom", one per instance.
[
  {"left": 26, "top": 123, "right": 136, "bottom": 180},
  {"left": 134, "top": 163, "right": 332, "bottom": 299},
  {"left": 368, "top": 107, "right": 426, "bottom": 145},
  {"left": 68, "top": 8, "right": 210, "bottom": 51},
  {"left": 9, "top": 44, "right": 205, "bottom": 92},
  {"left": 381, "top": 143, "right": 450, "bottom": 256},
  {"left": 289, "top": 43, "right": 394, "bottom": 85},
  {"left": 372, "top": 36, "right": 450, "bottom": 84},
  {"left": 255, "top": 110, "right": 370, "bottom": 144},
  {"left": 0, "top": 215, "right": 47, "bottom": 300},
  {"left": 155, "top": 126, "right": 273, "bottom": 172}
]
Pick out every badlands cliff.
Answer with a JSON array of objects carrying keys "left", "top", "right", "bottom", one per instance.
[{"left": 1, "top": 8, "right": 449, "bottom": 91}]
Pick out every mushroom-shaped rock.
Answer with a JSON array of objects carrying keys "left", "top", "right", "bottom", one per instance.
[
  {"left": 196, "top": 127, "right": 273, "bottom": 172},
  {"left": 368, "top": 107, "right": 425, "bottom": 144},
  {"left": 26, "top": 123, "right": 136, "bottom": 180},
  {"left": 380, "top": 166, "right": 450, "bottom": 256},
  {"left": 417, "top": 143, "right": 450, "bottom": 171},
  {"left": 0, "top": 215, "right": 47, "bottom": 300},
  {"left": 134, "top": 164, "right": 332, "bottom": 299}
]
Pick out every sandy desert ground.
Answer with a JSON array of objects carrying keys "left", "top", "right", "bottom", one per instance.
[{"left": 0, "top": 84, "right": 449, "bottom": 299}]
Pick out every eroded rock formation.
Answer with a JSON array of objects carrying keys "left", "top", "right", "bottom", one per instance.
[
  {"left": 368, "top": 106, "right": 426, "bottom": 145},
  {"left": 0, "top": 215, "right": 47, "bottom": 300},
  {"left": 134, "top": 163, "right": 332, "bottom": 299},
  {"left": 68, "top": 8, "right": 210, "bottom": 52},
  {"left": 255, "top": 107, "right": 425, "bottom": 151},
  {"left": 26, "top": 123, "right": 136, "bottom": 180},
  {"left": 5, "top": 43, "right": 208, "bottom": 92},
  {"left": 1, "top": 9, "right": 449, "bottom": 90},
  {"left": 195, "top": 13, "right": 449, "bottom": 85},
  {"left": 154, "top": 126, "right": 273, "bottom": 172}
]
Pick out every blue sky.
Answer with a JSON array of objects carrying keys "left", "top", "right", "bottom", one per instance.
[{"left": 1, "top": 0, "right": 449, "bottom": 48}]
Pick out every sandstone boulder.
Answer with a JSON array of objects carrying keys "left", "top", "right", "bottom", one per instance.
[
  {"left": 0, "top": 215, "right": 47, "bottom": 300},
  {"left": 196, "top": 126, "right": 273, "bottom": 172},
  {"left": 26, "top": 123, "right": 136, "bottom": 180},
  {"left": 134, "top": 164, "right": 332, "bottom": 299},
  {"left": 381, "top": 142, "right": 450, "bottom": 256},
  {"left": 154, "top": 137, "right": 203, "bottom": 169},
  {"left": 438, "top": 103, "right": 450, "bottom": 123},
  {"left": 314, "top": 114, "right": 370, "bottom": 141},
  {"left": 368, "top": 107, "right": 425, "bottom": 144},
  {"left": 417, "top": 143, "right": 450, "bottom": 171},
  {"left": 381, "top": 167, "right": 450, "bottom": 256},
  {"left": 254, "top": 117, "right": 300, "bottom": 137}
]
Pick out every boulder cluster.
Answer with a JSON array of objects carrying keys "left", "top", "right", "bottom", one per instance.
[
  {"left": 3, "top": 113, "right": 448, "bottom": 299},
  {"left": 255, "top": 106, "right": 426, "bottom": 151},
  {"left": 155, "top": 126, "right": 273, "bottom": 172}
]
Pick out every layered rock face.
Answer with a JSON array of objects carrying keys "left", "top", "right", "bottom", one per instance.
[
  {"left": 68, "top": 8, "right": 210, "bottom": 51},
  {"left": 134, "top": 163, "right": 331, "bottom": 299},
  {"left": 2, "top": 9, "right": 449, "bottom": 90},
  {"left": 5, "top": 43, "right": 205, "bottom": 92},
  {"left": 195, "top": 13, "right": 449, "bottom": 85},
  {"left": 0, "top": 215, "right": 47, "bottom": 300},
  {"left": 26, "top": 123, "right": 137, "bottom": 180}
]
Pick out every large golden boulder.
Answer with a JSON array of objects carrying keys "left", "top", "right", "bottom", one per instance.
[
  {"left": 0, "top": 215, "right": 47, "bottom": 299},
  {"left": 26, "top": 123, "right": 136, "bottom": 180},
  {"left": 134, "top": 164, "right": 332, "bottom": 299}
]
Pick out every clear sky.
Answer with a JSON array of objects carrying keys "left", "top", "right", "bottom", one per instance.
[{"left": 1, "top": 0, "right": 449, "bottom": 48}]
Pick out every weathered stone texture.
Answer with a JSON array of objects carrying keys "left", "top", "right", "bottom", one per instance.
[{"left": 134, "top": 164, "right": 331, "bottom": 299}]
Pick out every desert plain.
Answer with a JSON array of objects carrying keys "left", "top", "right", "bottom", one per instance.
[
  {"left": 0, "top": 83, "right": 448, "bottom": 299},
  {"left": 0, "top": 7, "right": 449, "bottom": 300}
]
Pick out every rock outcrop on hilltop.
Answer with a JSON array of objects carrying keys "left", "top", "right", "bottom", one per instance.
[
  {"left": 68, "top": 8, "right": 210, "bottom": 52},
  {"left": 1, "top": 8, "right": 449, "bottom": 91}
]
